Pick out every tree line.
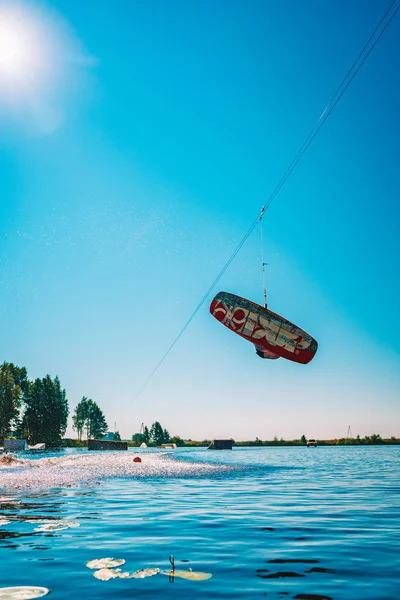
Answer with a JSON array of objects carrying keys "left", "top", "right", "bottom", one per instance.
[
  {"left": 0, "top": 362, "right": 68, "bottom": 447},
  {"left": 132, "top": 421, "right": 172, "bottom": 446},
  {"left": 0, "top": 362, "right": 109, "bottom": 448},
  {"left": 234, "top": 434, "right": 398, "bottom": 446}
]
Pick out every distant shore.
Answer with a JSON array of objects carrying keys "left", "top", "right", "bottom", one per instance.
[{"left": 60, "top": 436, "right": 400, "bottom": 448}]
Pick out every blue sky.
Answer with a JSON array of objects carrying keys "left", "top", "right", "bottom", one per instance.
[{"left": 1, "top": 0, "right": 399, "bottom": 440}]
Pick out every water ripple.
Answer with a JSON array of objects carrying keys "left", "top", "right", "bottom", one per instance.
[{"left": 0, "top": 446, "right": 399, "bottom": 599}]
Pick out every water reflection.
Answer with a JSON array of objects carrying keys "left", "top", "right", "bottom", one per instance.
[
  {"left": 0, "top": 489, "right": 78, "bottom": 550},
  {"left": 293, "top": 595, "right": 333, "bottom": 600},
  {"left": 0, "top": 446, "right": 399, "bottom": 599},
  {"left": 0, "top": 530, "right": 37, "bottom": 541},
  {"left": 257, "top": 570, "right": 305, "bottom": 579},
  {"left": 305, "top": 567, "right": 336, "bottom": 574}
]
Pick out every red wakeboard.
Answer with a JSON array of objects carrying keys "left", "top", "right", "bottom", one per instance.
[{"left": 210, "top": 291, "right": 318, "bottom": 364}]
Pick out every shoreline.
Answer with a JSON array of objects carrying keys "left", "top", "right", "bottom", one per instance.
[{"left": 61, "top": 438, "right": 400, "bottom": 448}]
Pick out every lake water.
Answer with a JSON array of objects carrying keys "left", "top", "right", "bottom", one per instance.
[{"left": 1, "top": 446, "right": 399, "bottom": 599}]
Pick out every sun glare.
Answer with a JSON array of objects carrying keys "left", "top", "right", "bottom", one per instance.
[
  {"left": 0, "top": 2, "right": 93, "bottom": 133},
  {"left": 0, "top": 6, "right": 55, "bottom": 93},
  {"left": 0, "top": 25, "right": 27, "bottom": 75}
]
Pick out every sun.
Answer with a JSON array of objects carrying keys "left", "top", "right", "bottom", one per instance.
[
  {"left": 0, "top": 6, "right": 52, "bottom": 92},
  {"left": 0, "top": 24, "right": 28, "bottom": 77},
  {"left": 0, "top": 2, "right": 91, "bottom": 133}
]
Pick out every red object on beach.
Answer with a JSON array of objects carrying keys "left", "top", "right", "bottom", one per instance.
[{"left": 133, "top": 457, "right": 142, "bottom": 463}]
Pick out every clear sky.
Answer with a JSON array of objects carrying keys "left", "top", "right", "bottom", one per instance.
[{"left": 1, "top": 0, "right": 399, "bottom": 441}]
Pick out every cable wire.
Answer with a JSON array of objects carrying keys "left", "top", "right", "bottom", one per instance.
[{"left": 132, "top": 0, "right": 399, "bottom": 402}]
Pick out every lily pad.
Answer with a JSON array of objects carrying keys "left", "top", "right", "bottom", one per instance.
[
  {"left": 91, "top": 566, "right": 159, "bottom": 581},
  {"left": 86, "top": 558, "right": 125, "bottom": 570},
  {"left": 0, "top": 587, "right": 50, "bottom": 599},
  {"left": 34, "top": 521, "right": 80, "bottom": 532},
  {"left": 34, "top": 524, "right": 65, "bottom": 532},
  {"left": 25, "top": 520, "right": 56, "bottom": 525},
  {"left": 129, "top": 568, "right": 160, "bottom": 579},
  {"left": 92, "top": 569, "right": 120, "bottom": 581},
  {"left": 160, "top": 569, "right": 212, "bottom": 581},
  {"left": 92, "top": 568, "right": 132, "bottom": 581}
]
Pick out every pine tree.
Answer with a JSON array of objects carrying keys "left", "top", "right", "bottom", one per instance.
[
  {"left": 143, "top": 426, "right": 150, "bottom": 444},
  {"left": 0, "top": 363, "right": 23, "bottom": 441},
  {"left": 23, "top": 375, "right": 68, "bottom": 447},
  {"left": 150, "top": 421, "right": 168, "bottom": 445},
  {"left": 89, "top": 402, "right": 108, "bottom": 439}
]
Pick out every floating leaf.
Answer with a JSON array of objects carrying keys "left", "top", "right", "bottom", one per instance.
[
  {"left": 91, "top": 566, "right": 159, "bottom": 581},
  {"left": 160, "top": 569, "right": 212, "bottom": 581},
  {"left": 129, "top": 568, "right": 160, "bottom": 579},
  {"left": 37, "top": 527, "right": 63, "bottom": 532},
  {"left": 34, "top": 524, "right": 65, "bottom": 532},
  {"left": 34, "top": 521, "right": 80, "bottom": 532},
  {"left": 113, "top": 570, "right": 131, "bottom": 579},
  {"left": 86, "top": 558, "right": 125, "bottom": 570},
  {"left": 0, "top": 587, "right": 50, "bottom": 599},
  {"left": 92, "top": 568, "right": 132, "bottom": 581},
  {"left": 92, "top": 569, "right": 120, "bottom": 581}
]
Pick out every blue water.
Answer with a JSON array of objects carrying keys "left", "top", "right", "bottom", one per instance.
[{"left": 1, "top": 446, "right": 399, "bottom": 599}]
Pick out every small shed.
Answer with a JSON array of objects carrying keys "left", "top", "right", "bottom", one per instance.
[
  {"left": 208, "top": 439, "right": 233, "bottom": 450},
  {"left": 88, "top": 439, "right": 128, "bottom": 451},
  {"left": 4, "top": 439, "right": 28, "bottom": 451}
]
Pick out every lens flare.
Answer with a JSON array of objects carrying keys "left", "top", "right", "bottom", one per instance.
[
  {"left": 0, "top": 8, "right": 49, "bottom": 91},
  {"left": 0, "top": 27, "right": 25, "bottom": 73},
  {"left": 0, "top": 2, "right": 94, "bottom": 133}
]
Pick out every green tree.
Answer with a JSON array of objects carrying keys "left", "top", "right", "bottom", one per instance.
[
  {"left": 84, "top": 399, "right": 94, "bottom": 439},
  {"left": 0, "top": 363, "right": 24, "bottom": 441},
  {"left": 86, "top": 400, "right": 108, "bottom": 439},
  {"left": 300, "top": 434, "right": 307, "bottom": 444},
  {"left": 170, "top": 435, "right": 185, "bottom": 447},
  {"left": 113, "top": 431, "right": 121, "bottom": 441},
  {"left": 150, "top": 421, "right": 165, "bottom": 445},
  {"left": 143, "top": 426, "right": 150, "bottom": 444},
  {"left": 23, "top": 375, "right": 69, "bottom": 447},
  {"left": 163, "top": 428, "right": 170, "bottom": 443},
  {"left": 72, "top": 397, "right": 108, "bottom": 440},
  {"left": 6, "top": 363, "right": 28, "bottom": 395},
  {"left": 72, "top": 397, "right": 88, "bottom": 441}
]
